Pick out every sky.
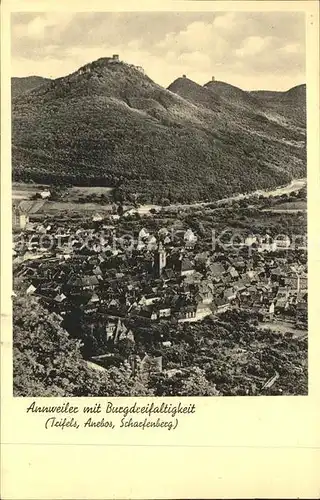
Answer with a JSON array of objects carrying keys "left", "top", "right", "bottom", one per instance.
[{"left": 11, "top": 11, "right": 306, "bottom": 91}]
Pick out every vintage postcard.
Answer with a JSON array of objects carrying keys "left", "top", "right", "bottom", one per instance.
[{"left": 1, "top": 0, "right": 319, "bottom": 498}]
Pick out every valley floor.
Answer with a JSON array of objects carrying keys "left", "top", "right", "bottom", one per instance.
[{"left": 12, "top": 178, "right": 307, "bottom": 217}]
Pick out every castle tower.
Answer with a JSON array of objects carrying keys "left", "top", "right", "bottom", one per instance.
[
  {"left": 112, "top": 54, "right": 119, "bottom": 61},
  {"left": 212, "top": 76, "right": 215, "bottom": 81},
  {"left": 154, "top": 241, "right": 166, "bottom": 277}
]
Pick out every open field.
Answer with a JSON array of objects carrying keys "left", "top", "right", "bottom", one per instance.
[
  {"left": 12, "top": 183, "right": 114, "bottom": 201},
  {"left": 12, "top": 178, "right": 307, "bottom": 219},
  {"left": 12, "top": 182, "right": 50, "bottom": 200},
  {"left": 262, "top": 209, "right": 306, "bottom": 214},
  {"left": 262, "top": 200, "right": 307, "bottom": 213},
  {"left": 25, "top": 202, "right": 115, "bottom": 220},
  {"left": 69, "top": 186, "right": 114, "bottom": 195},
  {"left": 271, "top": 200, "right": 306, "bottom": 210},
  {"left": 12, "top": 184, "right": 116, "bottom": 216},
  {"left": 66, "top": 186, "right": 114, "bottom": 201},
  {"left": 259, "top": 320, "right": 307, "bottom": 339},
  {"left": 42, "top": 201, "right": 114, "bottom": 213}
]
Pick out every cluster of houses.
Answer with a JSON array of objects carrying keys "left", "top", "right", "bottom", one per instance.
[
  {"left": 14, "top": 212, "right": 308, "bottom": 354},
  {"left": 13, "top": 192, "right": 51, "bottom": 230}
]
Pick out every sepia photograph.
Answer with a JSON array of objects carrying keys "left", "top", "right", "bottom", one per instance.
[{"left": 11, "top": 10, "right": 308, "bottom": 398}]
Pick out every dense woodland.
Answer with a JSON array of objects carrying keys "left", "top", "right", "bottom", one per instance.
[
  {"left": 11, "top": 76, "right": 52, "bottom": 98},
  {"left": 13, "top": 295, "right": 152, "bottom": 397}
]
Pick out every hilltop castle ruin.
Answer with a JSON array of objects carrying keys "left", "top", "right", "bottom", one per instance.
[{"left": 76, "top": 54, "right": 145, "bottom": 77}]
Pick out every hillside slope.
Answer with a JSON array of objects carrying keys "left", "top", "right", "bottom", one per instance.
[
  {"left": 204, "top": 79, "right": 260, "bottom": 109},
  {"left": 169, "top": 77, "right": 305, "bottom": 142},
  {"left": 250, "top": 84, "right": 306, "bottom": 104},
  {"left": 11, "top": 76, "right": 52, "bottom": 98},
  {"left": 168, "top": 77, "right": 222, "bottom": 112},
  {"left": 12, "top": 58, "right": 306, "bottom": 204}
]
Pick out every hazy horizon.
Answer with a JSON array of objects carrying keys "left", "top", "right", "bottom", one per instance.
[
  {"left": 11, "top": 70, "right": 306, "bottom": 93},
  {"left": 11, "top": 11, "right": 306, "bottom": 91}
]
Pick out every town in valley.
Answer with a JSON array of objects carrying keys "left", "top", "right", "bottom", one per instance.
[{"left": 12, "top": 175, "right": 308, "bottom": 397}]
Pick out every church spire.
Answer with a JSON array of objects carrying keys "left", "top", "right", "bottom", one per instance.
[{"left": 154, "top": 240, "right": 166, "bottom": 277}]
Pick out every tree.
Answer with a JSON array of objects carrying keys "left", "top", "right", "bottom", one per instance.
[
  {"left": 161, "top": 198, "right": 170, "bottom": 206},
  {"left": 150, "top": 367, "right": 220, "bottom": 396},
  {"left": 117, "top": 204, "right": 124, "bottom": 216}
]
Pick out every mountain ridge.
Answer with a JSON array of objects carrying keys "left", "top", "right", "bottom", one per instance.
[{"left": 11, "top": 76, "right": 52, "bottom": 98}]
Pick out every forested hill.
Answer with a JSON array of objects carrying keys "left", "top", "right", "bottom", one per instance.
[
  {"left": 204, "top": 79, "right": 260, "bottom": 108},
  {"left": 250, "top": 84, "right": 306, "bottom": 105},
  {"left": 11, "top": 76, "right": 52, "bottom": 98},
  {"left": 249, "top": 84, "right": 306, "bottom": 128},
  {"left": 12, "top": 57, "right": 306, "bottom": 204}
]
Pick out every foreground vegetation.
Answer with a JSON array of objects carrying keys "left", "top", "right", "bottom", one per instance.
[{"left": 13, "top": 295, "right": 307, "bottom": 397}]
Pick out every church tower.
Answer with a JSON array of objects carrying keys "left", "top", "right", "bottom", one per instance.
[{"left": 154, "top": 241, "right": 166, "bottom": 277}]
